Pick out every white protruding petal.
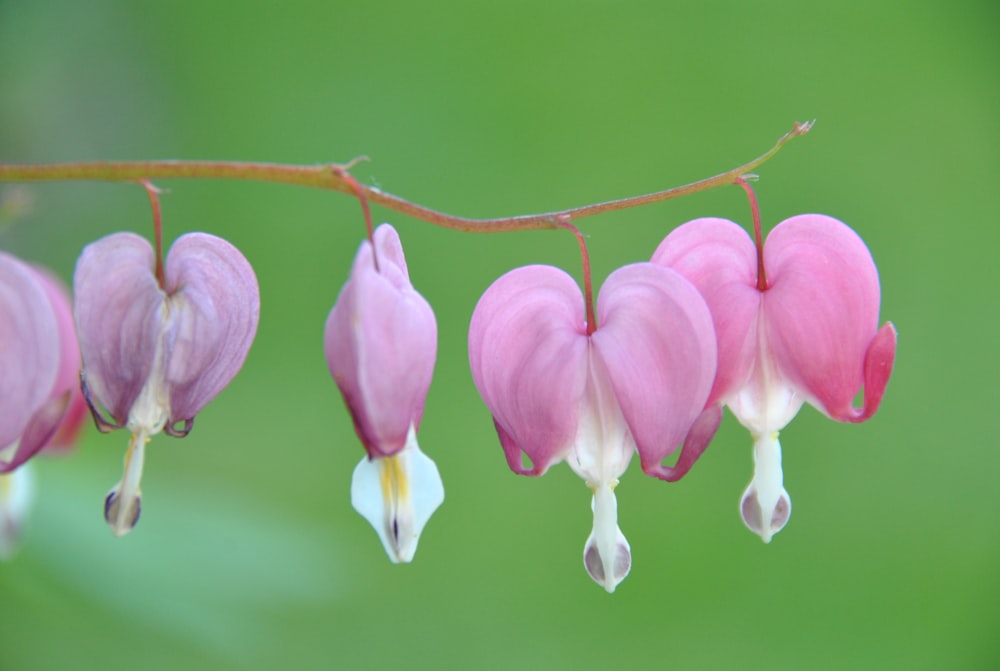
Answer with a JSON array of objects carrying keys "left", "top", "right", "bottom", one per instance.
[
  {"left": 0, "top": 463, "right": 36, "bottom": 559},
  {"left": 351, "top": 424, "right": 443, "bottom": 563},
  {"left": 583, "top": 481, "right": 631, "bottom": 593},
  {"left": 740, "top": 432, "right": 791, "bottom": 543},
  {"left": 105, "top": 430, "right": 148, "bottom": 537}
]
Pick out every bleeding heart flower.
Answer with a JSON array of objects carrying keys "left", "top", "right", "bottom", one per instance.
[
  {"left": 0, "top": 255, "right": 82, "bottom": 557},
  {"left": 469, "top": 262, "right": 719, "bottom": 592},
  {"left": 652, "top": 214, "right": 896, "bottom": 542},
  {"left": 324, "top": 223, "right": 442, "bottom": 563},
  {"left": 74, "top": 231, "right": 260, "bottom": 536}
]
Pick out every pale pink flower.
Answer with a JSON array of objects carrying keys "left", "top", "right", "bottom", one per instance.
[
  {"left": 74, "top": 232, "right": 260, "bottom": 536},
  {"left": 325, "top": 224, "right": 442, "bottom": 563}
]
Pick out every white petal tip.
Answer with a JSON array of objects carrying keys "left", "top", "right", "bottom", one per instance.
[
  {"left": 104, "top": 485, "right": 142, "bottom": 537},
  {"left": 351, "top": 430, "right": 444, "bottom": 563},
  {"left": 583, "top": 484, "right": 631, "bottom": 592},
  {"left": 583, "top": 534, "right": 631, "bottom": 593},
  {"left": 740, "top": 484, "right": 791, "bottom": 543}
]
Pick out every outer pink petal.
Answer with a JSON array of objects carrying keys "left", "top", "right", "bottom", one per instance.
[
  {"left": 0, "top": 254, "right": 60, "bottom": 471},
  {"left": 74, "top": 233, "right": 163, "bottom": 424},
  {"left": 325, "top": 225, "right": 437, "bottom": 457},
  {"left": 592, "top": 263, "right": 717, "bottom": 480},
  {"left": 15, "top": 268, "right": 84, "bottom": 461},
  {"left": 468, "top": 265, "right": 588, "bottom": 475},
  {"left": 163, "top": 233, "right": 261, "bottom": 422},
  {"left": 651, "top": 218, "right": 760, "bottom": 406},
  {"left": 762, "top": 215, "right": 889, "bottom": 420}
]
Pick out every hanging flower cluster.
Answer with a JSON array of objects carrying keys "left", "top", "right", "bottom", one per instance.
[
  {"left": 0, "top": 134, "right": 896, "bottom": 593},
  {"left": 468, "top": 199, "right": 896, "bottom": 590}
]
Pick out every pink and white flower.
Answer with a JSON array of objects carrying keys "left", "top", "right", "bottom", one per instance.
[
  {"left": 325, "top": 224, "right": 442, "bottom": 563},
  {"left": 74, "top": 231, "right": 260, "bottom": 536},
  {"left": 469, "top": 262, "right": 719, "bottom": 591},
  {"left": 652, "top": 215, "right": 896, "bottom": 542}
]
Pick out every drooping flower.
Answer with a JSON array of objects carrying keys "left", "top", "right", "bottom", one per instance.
[
  {"left": 469, "top": 263, "right": 719, "bottom": 592},
  {"left": 0, "top": 253, "right": 81, "bottom": 474},
  {"left": 74, "top": 231, "right": 260, "bottom": 536},
  {"left": 1, "top": 254, "right": 82, "bottom": 556},
  {"left": 652, "top": 215, "right": 897, "bottom": 542},
  {"left": 324, "top": 223, "right": 442, "bottom": 563}
]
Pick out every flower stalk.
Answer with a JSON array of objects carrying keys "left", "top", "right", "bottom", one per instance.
[{"left": 0, "top": 122, "right": 812, "bottom": 233}]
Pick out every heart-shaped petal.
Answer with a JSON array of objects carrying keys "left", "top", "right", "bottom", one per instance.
[
  {"left": 74, "top": 231, "right": 260, "bottom": 428},
  {"left": 652, "top": 218, "right": 760, "bottom": 407},
  {"left": 762, "top": 215, "right": 890, "bottom": 420},
  {"left": 74, "top": 233, "right": 164, "bottom": 425},
  {"left": 593, "top": 263, "right": 717, "bottom": 480},
  {"left": 468, "top": 265, "right": 588, "bottom": 475},
  {"left": 162, "top": 233, "right": 260, "bottom": 422}
]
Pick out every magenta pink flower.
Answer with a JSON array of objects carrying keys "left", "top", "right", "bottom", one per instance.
[
  {"left": 74, "top": 232, "right": 260, "bottom": 536},
  {"left": 324, "top": 224, "right": 442, "bottom": 563},
  {"left": 469, "top": 262, "right": 719, "bottom": 591},
  {"left": 652, "top": 215, "right": 897, "bottom": 542},
  {"left": 0, "top": 254, "right": 80, "bottom": 474}
]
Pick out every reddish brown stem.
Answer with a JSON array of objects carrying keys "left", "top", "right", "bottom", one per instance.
[
  {"left": 555, "top": 218, "right": 597, "bottom": 335},
  {"left": 735, "top": 177, "right": 767, "bottom": 291},
  {"left": 0, "top": 122, "right": 813, "bottom": 235},
  {"left": 333, "top": 163, "right": 378, "bottom": 271},
  {"left": 139, "top": 180, "right": 167, "bottom": 290}
]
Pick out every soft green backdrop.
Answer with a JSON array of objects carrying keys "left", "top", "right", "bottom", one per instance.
[{"left": 1, "top": 1, "right": 997, "bottom": 669}]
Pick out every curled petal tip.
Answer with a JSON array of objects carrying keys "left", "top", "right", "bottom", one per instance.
[
  {"left": 827, "top": 321, "right": 897, "bottom": 424},
  {"left": 641, "top": 404, "right": 722, "bottom": 482}
]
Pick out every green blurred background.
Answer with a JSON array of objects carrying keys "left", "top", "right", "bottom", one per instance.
[{"left": 1, "top": 1, "right": 997, "bottom": 669}]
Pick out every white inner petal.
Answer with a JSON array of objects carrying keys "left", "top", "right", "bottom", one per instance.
[
  {"left": 725, "top": 316, "right": 804, "bottom": 437},
  {"left": 351, "top": 424, "right": 444, "bottom": 563},
  {"left": 126, "top": 302, "right": 171, "bottom": 437},
  {"left": 567, "top": 348, "right": 634, "bottom": 486},
  {"left": 566, "top": 348, "right": 635, "bottom": 592}
]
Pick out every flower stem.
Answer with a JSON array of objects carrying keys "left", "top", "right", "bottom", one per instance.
[
  {"left": 554, "top": 217, "right": 596, "bottom": 335},
  {"left": 332, "top": 161, "right": 379, "bottom": 271},
  {"left": 735, "top": 176, "right": 768, "bottom": 291},
  {"left": 0, "top": 122, "right": 812, "bottom": 234},
  {"left": 140, "top": 180, "right": 167, "bottom": 290}
]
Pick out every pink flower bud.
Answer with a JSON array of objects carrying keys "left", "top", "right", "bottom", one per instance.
[{"left": 325, "top": 224, "right": 442, "bottom": 563}]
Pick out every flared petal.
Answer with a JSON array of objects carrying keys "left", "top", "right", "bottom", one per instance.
[
  {"left": 350, "top": 424, "right": 444, "bottom": 563},
  {"left": 0, "top": 254, "right": 61, "bottom": 471},
  {"left": 325, "top": 224, "right": 437, "bottom": 457},
  {"left": 162, "top": 233, "right": 261, "bottom": 422},
  {"left": 74, "top": 233, "right": 164, "bottom": 424},
  {"left": 592, "top": 262, "right": 718, "bottom": 480},
  {"left": 762, "top": 215, "right": 888, "bottom": 420},
  {"left": 468, "top": 265, "right": 588, "bottom": 475},
  {"left": 651, "top": 218, "right": 760, "bottom": 406}
]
